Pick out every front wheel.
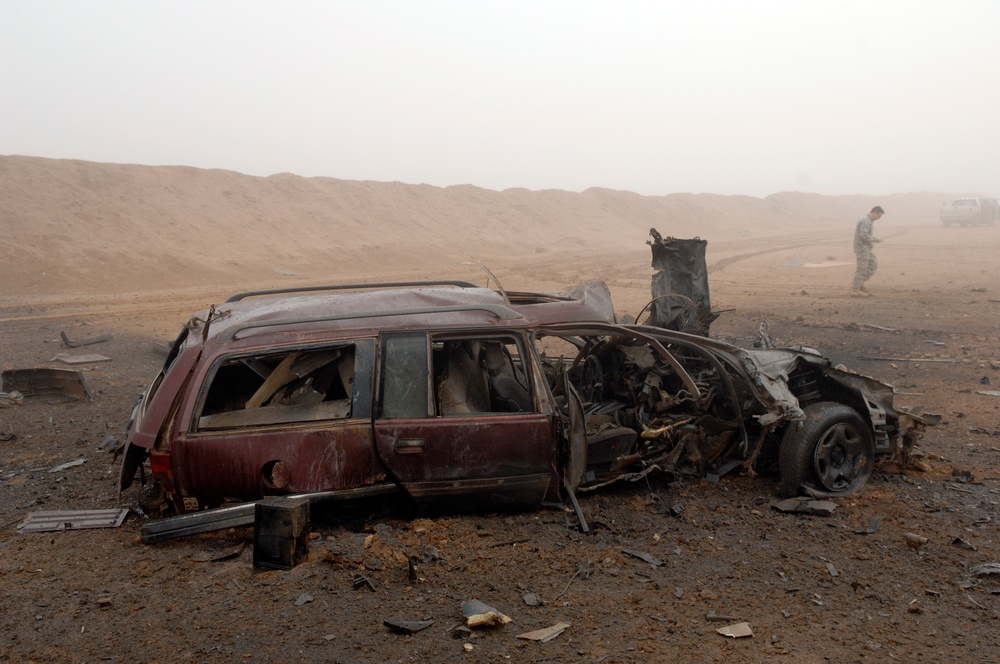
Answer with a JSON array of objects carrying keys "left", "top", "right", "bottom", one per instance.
[{"left": 779, "top": 402, "right": 874, "bottom": 498}]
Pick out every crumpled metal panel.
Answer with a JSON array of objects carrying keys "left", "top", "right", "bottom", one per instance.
[
  {"left": 19, "top": 509, "right": 129, "bottom": 533},
  {"left": 1, "top": 368, "right": 92, "bottom": 402},
  {"left": 647, "top": 229, "right": 718, "bottom": 336}
]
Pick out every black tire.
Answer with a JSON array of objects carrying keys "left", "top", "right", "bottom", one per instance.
[{"left": 779, "top": 401, "right": 874, "bottom": 498}]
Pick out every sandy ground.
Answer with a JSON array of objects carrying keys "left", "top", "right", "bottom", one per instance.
[{"left": 2, "top": 158, "right": 1000, "bottom": 662}]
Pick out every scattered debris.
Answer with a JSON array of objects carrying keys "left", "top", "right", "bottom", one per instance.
[
  {"left": 48, "top": 458, "right": 86, "bottom": 473},
  {"left": 353, "top": 574, "right": 376, "bottom": 592},
  {"left": 970, "top": 426, "right": 1000, "bottom": 436},
  {"left": 771, "top": 497, "right": 838, "bottom": 515},
  {"left": 384, "top": 618, "right": 434, "bottom": 635},
  {"left": 517, "top": 622, "right": 570, "bottom": 642},
  {"left": 1, "top": 368, "right": 92, "bottom": 402},
  {"left": 977, "top": 391, "right": 1000, "bottom": 397},
  {"left": 522, "top": 593, "right": 543, "bottom": 607},
  {"left": 952, "top": 468, "right": 974, "bottom": 483},
  {"left": 418, "top": 546, "right": 442, "bottom": 563},
  {"left": 856, "top": 517, "right": 879, "bottom": 534},
  {"left": 19, "top": 508, "right": 129, "bottom": 533},
  {"left": 970, "top": 563, "right": 1000, "bottom": 577},
  {"left": 953, "top": 537, "right": 977, "bottom": 551},
  {"left": 555, "top": 561, "right": 595, "bottom": 599},
  {"left": 716, "top": 622, "right": 754, "bottom": 638},
  {"left": 904, "top": 533, "right": 928, "bottom": 550},
  {"left": 826, "top": 562, "right": 838, "bottom": 577},
  {"left": 0, "top": 391, "right": 24, "bottom": 408},
  {"left": 50, "top": 353, "right": 112, "bottom": 365},
  {"left": 966, "top": 595, "right": 988, "bottom": 611},
  {"left": 190, "top": 543, "right": 245, "bottom": 563},
  {"left": 705, "top": 611, "right": 736, "bottom": 622},
  {"left": 462, "top": 599, "right": 511, "bottom": 628},
  {"left": 656, "top": 500, "right": 685, "bottom": 517},
  {"left": 449, "top": 624, "right": 472, "bottom": 640},
  {"left": 59, "top": 331, "right": 112, "bottom": 348},
  {"left": 864, "top": 324, "right": 897, "bottom": 332},
  {"left": 623, "top": 549, "right": 663, "bottom": 567}
]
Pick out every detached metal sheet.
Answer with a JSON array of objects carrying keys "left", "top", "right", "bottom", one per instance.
[
  {"left": 19, "top": 508, "right": 129, "bottom": 533},
  {"left": 1, "top": 368, "right": 92, "bottom": 402}
]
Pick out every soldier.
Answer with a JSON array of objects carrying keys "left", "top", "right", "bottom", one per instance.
[{"left": 851, "top": 206, "right": 884, "bottom": 296}]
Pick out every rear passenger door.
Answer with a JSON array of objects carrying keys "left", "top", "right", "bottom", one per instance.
[{"left": 373, "top": 331, "right": 555, "bottom": 509}]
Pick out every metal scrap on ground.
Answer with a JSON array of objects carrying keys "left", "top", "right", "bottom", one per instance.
[
  {"left": 1, "top": 368, "right": 92, "bottom": 402},
  {"left": 48, "top": 458, "right": 86, "bottom": 473},
  {"left": 517, "top": 622, "right": 570, "bottom": 642},
  {"left": 50, "top": 353, "right": 112, "bottom": 364},
  {"left": 384, "top": 619, "right": 434, "bottom": 635},
  {"left": 60, "top": 331, "right": 112, "bottom": 348},
  {"left": 19, "top": 509, "right": 129, "bottom": 533},
  {"left": 970, "top": 563, "right": 1000, "bottom": 577}
]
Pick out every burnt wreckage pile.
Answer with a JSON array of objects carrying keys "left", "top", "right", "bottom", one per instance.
[{"left": 123, "top": 230, "right": 934, "bottom": 544}]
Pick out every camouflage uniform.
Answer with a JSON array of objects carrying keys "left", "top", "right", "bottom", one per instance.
[{"left": 851, "top": 214, "right": 877, "bottom": 290}]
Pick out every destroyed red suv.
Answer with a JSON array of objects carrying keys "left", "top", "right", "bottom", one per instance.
[{"left": 119, "top": 277, "right": 925, "bottom": 537}]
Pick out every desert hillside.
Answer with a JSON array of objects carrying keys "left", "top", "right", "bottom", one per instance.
[{"left": 1, "top": 155, "right": 950, "bottom": 297}]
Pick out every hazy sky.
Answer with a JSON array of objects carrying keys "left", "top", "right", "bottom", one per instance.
[{"left": 2, "top": 1, "right": 998, "bottom": 197}]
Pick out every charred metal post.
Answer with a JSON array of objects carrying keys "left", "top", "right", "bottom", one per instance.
[{"left": 646, "top": 228, "right": 718, "bottom": 336}]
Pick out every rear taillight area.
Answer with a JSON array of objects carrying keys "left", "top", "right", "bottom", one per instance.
[{"left": 149, "top": 451, "right": 175, "bottom": 492}]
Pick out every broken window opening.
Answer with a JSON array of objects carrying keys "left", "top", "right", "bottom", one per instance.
[
  {"left": 196, "top": 344, "right": 357, "bottom": 430},
  {"left": 432, "top": 336, "right": 533, "bottom": 416}
]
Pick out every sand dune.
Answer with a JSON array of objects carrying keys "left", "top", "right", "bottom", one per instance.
[{"left": 0, "top": 155, "right": 949, "bottom": 297}]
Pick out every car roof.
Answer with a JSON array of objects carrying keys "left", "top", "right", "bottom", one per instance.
[{"left": 193, "top": 280, "right": 616, "bottom": 346}]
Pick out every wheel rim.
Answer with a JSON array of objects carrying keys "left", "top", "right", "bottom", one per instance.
[{"left": 812, "top": 422, "right": 870, "bottom": 492}]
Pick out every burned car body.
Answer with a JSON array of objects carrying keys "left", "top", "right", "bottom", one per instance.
[{"left": 119, "top": 276, "right": 915, "bottom": 524}]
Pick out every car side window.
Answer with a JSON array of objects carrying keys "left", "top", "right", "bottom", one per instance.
[
  {"left": 195, "top": 342, "right": 366, "bottom": 430},
  {"left": 379, "top": 332, "right": 431, "bottom": 419},
  {"left": 378, "top": 333, "right": 535, "bottom": 419},
  {"left": 432, "top": 335, "right": 533, "bottom": 416}
]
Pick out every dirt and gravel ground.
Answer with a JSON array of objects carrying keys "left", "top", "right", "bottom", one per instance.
[{"left": 2, "top": 223, "right": 1000, "bottom": 663}]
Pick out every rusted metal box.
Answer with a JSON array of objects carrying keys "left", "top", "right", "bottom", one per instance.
[{"left": 253, "top": 496, "right": 310, "bottom": 570}]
